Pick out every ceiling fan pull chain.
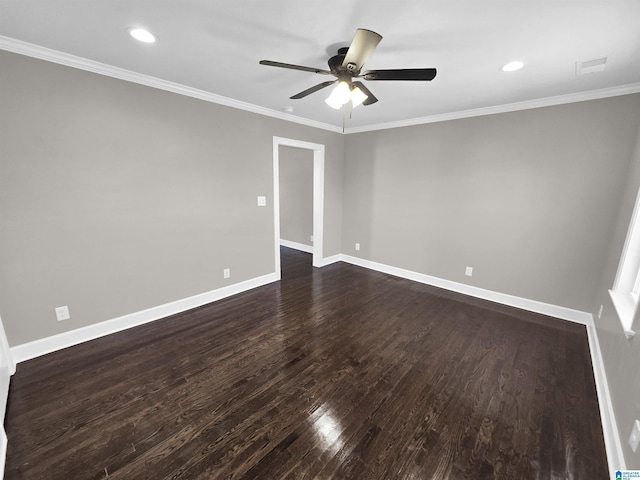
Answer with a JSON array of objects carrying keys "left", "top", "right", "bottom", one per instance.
[{"left": 342, "top": 107, "right": 345, "bottom": 134}]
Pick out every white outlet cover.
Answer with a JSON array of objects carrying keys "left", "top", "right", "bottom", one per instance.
[
  {"left": 465, "top": 266, "right": 473, "bottom": 276},
  {"left": 55, "top": 305, "right": 70, "bottom": 321},
  {"left": 629, "top": 419, "right": 640, "bottom": 452},
  {"left": 355, "top": 243, "right": 360, "bottom": 251},
  {"left": 223, "top": 268, "right": 231, "bottom": 279},
  {"left": 257, "top": 196, "right": 266, "bottom": 206}
]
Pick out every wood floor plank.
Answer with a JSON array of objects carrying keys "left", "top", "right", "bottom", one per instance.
[{"left": 4, "top": 247, "right": 608, "bottom": 479}]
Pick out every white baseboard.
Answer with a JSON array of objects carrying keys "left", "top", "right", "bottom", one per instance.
[
  {"left": 586, "top": 323, "right": 626, "bottom": 474},
  {"left": 340, "top": 254, "right": 593, "bottom": 325},
  {"left": 279, "top": 239, "right": 313, "bottom": 254},
  {"left": 11, "top": 272, "right": 279, "bottom": 364},
  {"left": 278, "top": 240, "right": 341, "bottom": 267},
  {"left": 318, "top": 254, "right": 342, "bottom": 267}
]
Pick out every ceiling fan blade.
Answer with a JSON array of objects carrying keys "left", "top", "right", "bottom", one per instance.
[
  {"left": 363, "top": 68, "right": 437, "bottom": 81},
  {"left": 342, "top": 29, "right": 382, "bottom": 72},
  {"left": 352, "top": 81, "right": 378, "bottom": 106},
  {"left": 259, "top": 60, "right": 332, "bottom": 75},
  {"left": 290, "top": 80, "right": 337, "bottom": 99}
]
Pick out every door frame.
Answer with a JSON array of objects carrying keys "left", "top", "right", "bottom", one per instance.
[{"left": 272, "top": 136, "right": 325, "bottom": 278}]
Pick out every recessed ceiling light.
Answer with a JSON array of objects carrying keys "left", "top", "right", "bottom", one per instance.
[
  {"left": 501, "top": 61, "right": 524, "bottom": 72},
  {"left": 128, "top": 28, "right": 156, "bottom": 43}
]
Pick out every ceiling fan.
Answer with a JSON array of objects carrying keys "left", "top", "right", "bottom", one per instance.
[{"left": 259, "top": 28, "right": 437, "bottom": 109}]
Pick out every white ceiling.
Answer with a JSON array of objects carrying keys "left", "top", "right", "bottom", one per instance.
[{"left": 1, "top": 0, "right": 640, "bottom": 132}]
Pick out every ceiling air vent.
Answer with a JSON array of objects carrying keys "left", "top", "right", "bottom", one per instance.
[{"left": 576, "top": 57, "right": 607, "bottom": 76}]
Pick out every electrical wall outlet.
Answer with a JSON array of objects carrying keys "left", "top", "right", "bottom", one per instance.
[
  {"left": 310, "top": 235, "right": 314, "bottom": 243},
  {"left": 55, "top": 305, "right": 70, "bottom": 321},
  {"left": 257, "top": 196, "right": 266, "bottom": 207},
  {"left": 465, "top": 266, "right": 473, "bottom": 277},
  {"left": 598, "top": 304, "right": 604, "bottom": 319},
  {"left": 355, "top": 243, "right": 360, "bottom": 251},
  {"left": 223, "top": 268, "right": 231, "bottom": 279},
  {"left": 629, "top": 419, "right": 640, "bottom": 452}
]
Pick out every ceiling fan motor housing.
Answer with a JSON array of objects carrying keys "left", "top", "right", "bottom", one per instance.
[
  {"left": 328, "top": 52, "right": 348, "bottom": 74},
  {"left": 328, "top": 48, "right": 360, "bottom": 76}
]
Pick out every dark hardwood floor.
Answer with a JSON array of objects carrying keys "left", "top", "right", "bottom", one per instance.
[{"left": 5, "top": 247, "right": 608, "bottom": 479}]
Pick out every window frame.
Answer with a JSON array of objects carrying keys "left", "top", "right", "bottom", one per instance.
[{"left": 609, "top": 188, "right": 640, "bottom": 339}]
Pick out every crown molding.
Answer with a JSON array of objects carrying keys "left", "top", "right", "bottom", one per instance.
[
  {"left": 2, "top": 36, "right": 639, "bottom": 136},
  {"left": 344, "top": 83, "right": 640, "bottom": 134},
  {"left": 0, "top": 36, "right": 343, "bottom": 134}
]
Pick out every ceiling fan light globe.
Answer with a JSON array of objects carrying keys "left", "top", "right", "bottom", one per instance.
[
  {"left": 325, "top": 95, "right": 343, "bottom": 110},
  {"left": 350, "top": 87, "right": 368, "bottom": 108},
  {"left": 333, "top": 81, "right": 351, "bottom": 105}
]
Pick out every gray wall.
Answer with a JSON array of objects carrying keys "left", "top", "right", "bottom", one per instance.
[
  {"left": 279, "top": 146, "right": 313, "bottom": 247},
  {"left": 592, "top": 122, "right": 640, "bottom": 469},
  {"left": 343, "top": 95, "right": 640, "bottom": 312},
  {"left": 0, "top": 51, "right": 344, "bottom": 346}
]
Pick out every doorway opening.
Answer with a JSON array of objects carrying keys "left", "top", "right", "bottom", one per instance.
[{"left": 272, "top": 137, "right": 325, "bottom": 280}]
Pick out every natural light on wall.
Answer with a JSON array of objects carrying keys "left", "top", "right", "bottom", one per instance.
[{"left": 609, "top": 187, "right": 640, "bottom": 339}]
